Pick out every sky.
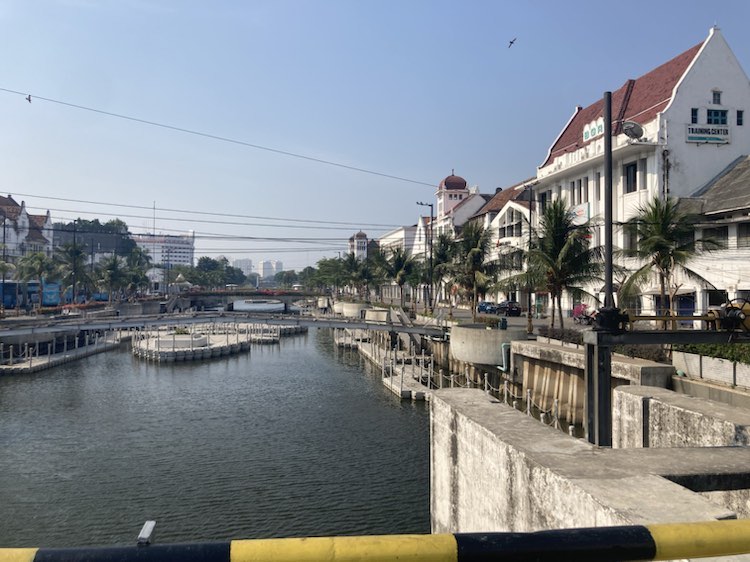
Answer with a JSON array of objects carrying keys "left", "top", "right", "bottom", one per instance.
[{"left": 3, "top": 0, "right": 750, "bottom": 272}]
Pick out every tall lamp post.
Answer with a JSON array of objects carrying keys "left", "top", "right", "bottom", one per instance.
[
  {"left": 524, "top": 184, "right": 536, "bottom": 335},
  {"left": 416, "top": 201, "right": 434, "bottom": 312}
]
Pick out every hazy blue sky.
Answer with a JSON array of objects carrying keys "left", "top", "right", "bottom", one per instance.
[{"left": 3, "top": 1, "right": 750, "bottom": 271}]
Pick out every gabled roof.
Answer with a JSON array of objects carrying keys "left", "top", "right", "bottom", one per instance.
[
  {"left": 473, "top": 177, "right": 534, "bottom": 217},
  {"left": 0, "top": 194, "right": 22, "bottom": 221},
  {"left": 445, "top": 192, "right": 491, "bottom": 217},
  {"left": 691, "top": 155, "right": 750, "bottom": 215},
  {"left": 541, "top": 41, "right": 703, "bottom": 168}
]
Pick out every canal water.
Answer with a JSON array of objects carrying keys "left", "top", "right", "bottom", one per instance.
[{"left": 0, "top": 329, "right": 430, "bottom": 547}]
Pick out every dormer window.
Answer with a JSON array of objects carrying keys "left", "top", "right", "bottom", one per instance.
[{"left": 713, "top": 90, "right": 722, "bottom": 105}]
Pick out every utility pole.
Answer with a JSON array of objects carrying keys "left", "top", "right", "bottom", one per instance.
[{"left": 417, "top": 201, "right": 434, "bottom": 312}]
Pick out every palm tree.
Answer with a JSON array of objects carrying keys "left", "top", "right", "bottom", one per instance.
[
  {"left": 528, "top": 198, "right": 603, "bottom": 329},
  {"left": 432, "top": 232, "right": 455, "bottom": 308},
  {"left": 621, "top": 196, "right": 722, "bottom": 326},
  {"left": 452, "top": 221, "right": 493, "bottom": 322},
  {"left": 0, "top": 254, "right": 15, "bottom": 312},
  {"left": 98, "top": 255, "right": 128, "bottom": 304},
  {"left": 125, "top": 246, "right": 152, "bottom": 297},
  {"left": 378, "top": 247, "right": 415, "bottom": 309},
  {"left": 54, "top": 242, "right": 92, "bottom": 304},
  {"left": 16, "top": 252, "right": 56, "bottom": 309}
]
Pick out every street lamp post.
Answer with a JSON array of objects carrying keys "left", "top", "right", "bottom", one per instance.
[
  {"left": 416, "top": 201, "right": 434, "bottom": 312},
  {"left": 1, "top": 217, "right": 6, "bottom": 314},
  {"left": 524, "top": 184, "right": 535, "bottom": 335}
]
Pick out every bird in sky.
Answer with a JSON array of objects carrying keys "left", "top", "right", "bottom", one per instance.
[
  {"left": 25, "top": 95, "right": 31, "bottom": 103},
  {"left": 508, "top": 37, "right": 517, "bottom": 48}
]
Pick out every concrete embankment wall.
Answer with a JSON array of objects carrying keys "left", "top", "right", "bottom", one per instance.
[
  {"left": 431, "top": 389, "right": 738, "bottom": 535},
  {"left": 614, "top": 384, "right": 750, "bottom": 519},
  {"left": 509, "top": 339, "right": 674, "bottom": 426}
]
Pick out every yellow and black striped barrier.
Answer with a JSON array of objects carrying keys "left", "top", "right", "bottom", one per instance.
[{"left": 4, "top": 520, "right": 750, "bottom": 562}]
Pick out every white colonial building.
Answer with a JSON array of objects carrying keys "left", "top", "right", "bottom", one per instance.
[
  {"left": 523, "top": 26, "right": 750, "bottom": 317},
  {"left": 0, "top": 195, "right": 53, "bottom": 260}
]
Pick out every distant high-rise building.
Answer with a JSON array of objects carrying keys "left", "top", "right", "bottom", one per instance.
[
  {"left": 131, "top": 232, "right": 195, "bottom": 268},
  {"left": 260, "top": 260, "right": 274, "bottom": 279},
  {"left": 274, "top": 260, "right": 284, "bottom": 274},
  {"left": 233, "top": 258, "right": 253, "bottom": 276}
]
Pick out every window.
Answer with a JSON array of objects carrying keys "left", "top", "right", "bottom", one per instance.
[
  {"left": 713, "top": 91, "right": 722, "bottom": 105},
  {"left": 738, "top": 110, "right": 744, "bottom": 126},
  {"left": 702, "top": 226, "right": 728, "bottom": 245},
  {"left": 638, "top": 159, "right": 647, "bottom": 191},
  {"left": 691, "top": 108, "right": 698, "bottom": 124},
  {"left": 625, "top": 229, "right": 638, "bottom": 251},
  {"left": 738, "top": 223, "right": 750, "bottom": 248},
  {"left": 596, "top": 172, "right": 602, "bottom": 202},
  {"left": 582, "top": 176, "right": 589, "bottom": 203},
  {"left": 707, "top": 109, "right": 728, "bottom": 125},
  {"left": 569, "top": 181, "right": 575, "bottom": 204},
  {"left": 623, "top": 162, "right": 638, "bottom": 193}
]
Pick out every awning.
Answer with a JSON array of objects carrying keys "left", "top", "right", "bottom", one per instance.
[{"left": 641, "top": 287, "right": 695, "bottom": 296}]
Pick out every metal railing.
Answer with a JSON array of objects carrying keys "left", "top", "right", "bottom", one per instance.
[{"left": 5, "top": 520, "right": 750, "bottom": 561}]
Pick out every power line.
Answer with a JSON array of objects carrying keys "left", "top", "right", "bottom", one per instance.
[
  {"left": 16, "top": 192, "right": 401, "bottom": 229},
  {"left": 0, "top": 88, "right": 436, "bottom": 188},
  {"left": 37, "top": 206, "right": 395, "bottom": 232}
]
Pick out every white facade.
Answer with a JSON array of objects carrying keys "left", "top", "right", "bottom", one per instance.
[
  {"left": 378, "top": 226, "right": 417, "bottom": 255},
  {"left": 529, "top": 27, "right": 750, "bottom": 316},
  {"left": 0, "top": 196, "right": 53, "bottom": 260},
  {"left": 131, "top": 233, "right": 195, "bottom": 267},
  {"left": 348, "top": 231, "right": 369, "bottom": 260}
]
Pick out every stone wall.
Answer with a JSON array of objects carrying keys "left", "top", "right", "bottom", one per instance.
[
  {"left": 430, "top": 389, "right": 737, "bottom": 535},
  {"left": 613, "top": 385, "right": 750, "bottom": 448}
]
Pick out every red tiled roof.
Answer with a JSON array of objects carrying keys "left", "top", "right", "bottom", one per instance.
[
  {"left": 474, "top": 177, "right": 535, "bottom": 216},
  {"left": 541, "top": 41, "right": 703, "bottom": 168},
  {"left": 0, "top": 195, "right": 22, "bottom": 220}
]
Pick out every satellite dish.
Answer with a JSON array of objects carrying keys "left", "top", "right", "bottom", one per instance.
[{"left": 622, "top": 121, "right": 644, "bottom": 139}]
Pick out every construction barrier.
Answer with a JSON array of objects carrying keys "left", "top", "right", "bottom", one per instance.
[{"left": 4, "top": 520, "right": 750, "bottom": 562}]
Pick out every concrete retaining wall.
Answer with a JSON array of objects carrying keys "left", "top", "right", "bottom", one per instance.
[
  {"left": 673, "top": 351, "right": 750, "bottom": 390},
  {"left": 431, "top": 389, "right": 737, "bottom": 534},
  {"left": 509, "top": 340, "right": 674, "bottom": 426},
  {"left": 450, "top": 325, "right": 526, "bottom": 368},
  {"left": 613, "top": 385, "right": 750, "bottom": 449}
]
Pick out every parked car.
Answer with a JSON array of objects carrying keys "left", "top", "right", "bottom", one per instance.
[
  {"left": 498, "top": 301, "right": 522, "bottom": 316},
  {"left": 476, "top": 301, "right": 499, "bottom": 314}
]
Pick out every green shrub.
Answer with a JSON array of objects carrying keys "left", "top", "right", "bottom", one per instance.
[
  {"left": 537, "top": 326, "right": 669, "bottom": 363},
  {"left": 674, "top": 343, "right": 750, "bottom": 365},
  {"left": 537, "top": 326, "right": 582, "bottom": 344}
]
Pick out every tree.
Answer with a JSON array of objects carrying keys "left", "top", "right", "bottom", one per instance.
[
  {"left": 16, "top": 252, "right": 55, "bottom": 308},
  {"left": 621, "top": 196, "right": 722, "bottom": 326},
  {"left": 98, "top": 255, "right": 128, "bottom": 304},
  {"left": 274, "top": 270, "right": 298, "bottom": 288},
  {"left": 55, "top": 242, "right": 93, "bottom": 303},
  {"left": 451, "top": 221, "right": 493, "bottom": 322},
  {"left": 316, "top": 257, "right": 345, "bottom": 295},
  {"left": 432, "top": 232, "right": 455, "bottom": 306},
  {"left": 125, "top": 246, "right": 152, "bottom": 296},
  {"left": 528, "top": 199, "right": 603, "bottom": 329},
  {"left": 377, "top": 246, "right": 415, "bottom": 309}
]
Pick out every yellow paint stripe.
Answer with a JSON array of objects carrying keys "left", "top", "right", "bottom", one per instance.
[
  {"left": 231, "top": 534, "right": 457, "bottom": 562},
  {"left": 0, "top": 549, "right": 38, "bottom": 562},
  {"left": 649, "top": 520, "right": 750, "bottom": 560}
]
